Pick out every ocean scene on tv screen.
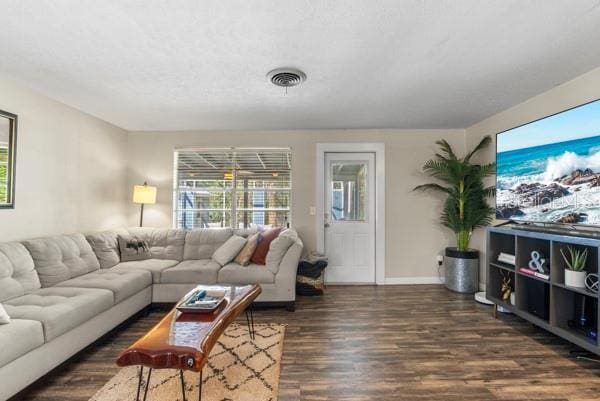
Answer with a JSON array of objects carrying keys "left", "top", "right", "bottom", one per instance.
[{"left": 496, "top": 99, "right": 600, "bottom": 225}]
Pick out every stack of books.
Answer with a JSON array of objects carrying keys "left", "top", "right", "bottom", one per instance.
[
  {"left": 176, "top": 288, "right": 227, "bottom": 313},
  {"left": 497, "top": 252, "right": 516, "bottom": 265}
]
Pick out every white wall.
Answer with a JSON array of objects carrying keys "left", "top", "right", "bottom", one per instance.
[
  {"left": 127, "top": 129, "right": 465, "bottom": 281},
  {"left": 466, "top": 66, "right": 600, "bottom": 283},
  {"left": 0, "top": 77, "right": 129, "bottom": 242},
  {"left": 4, "top": 62, "right": 599, "bottom": 282}
]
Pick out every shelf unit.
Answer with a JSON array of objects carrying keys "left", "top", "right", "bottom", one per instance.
[{"left": 487, "top": 225, "right": 600, "bottom": 354}]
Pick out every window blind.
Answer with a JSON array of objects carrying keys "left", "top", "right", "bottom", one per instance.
[{"left": 173, "top": 148, "right": 292, "bottom": 230}]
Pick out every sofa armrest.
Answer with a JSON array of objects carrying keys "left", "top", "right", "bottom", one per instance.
[{"left": 273, "top": 239, "right": 303, "bottom": 302}]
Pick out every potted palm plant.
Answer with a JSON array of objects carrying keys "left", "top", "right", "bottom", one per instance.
[
  {"left": 560, "top": 246, "right": 588, "bottom": 288},
  {"left": 414, "top": 136, "right": 496, "bottom": 293}
]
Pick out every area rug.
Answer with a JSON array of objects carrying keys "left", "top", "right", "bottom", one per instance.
[{"left": 90, "top": 324, "right": 285, "bottom": 401}]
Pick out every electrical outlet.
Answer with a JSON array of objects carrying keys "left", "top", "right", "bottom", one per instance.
[
  {"left": 309, "top": 206, "right": 316, "bottom": 216},
  {"left": 436, "top": 255, "right": 444, "bottom": 265}
]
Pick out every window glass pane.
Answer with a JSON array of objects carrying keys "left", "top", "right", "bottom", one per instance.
[
  {"left": 330, "top": 162, "right": 367, "bottom": 222},
  {"left": 235, "top": 211, "right": 290, "bottom": 229},
  {"left": 0, "top": 116, "right": 10, "bottom": 205},
  {"left": 0, "top": 146, "right": 7, "bottom": 204},
  {"left": 175, "top": 210, "right": 232, "bottom": 230},
  {"left": 235, "top": 175, "right": 291, "bottom": 190},
  {"left": 174, "top": 149, "right": 292, "bottom": 229},
  {"left": 177, "top": 178, "right": 233, "bottom": 190},
  {"left": 177, "top": 190, "right": 233, "bottom": 210},
  {"left": 235, "top": 190, "right": 290, "bottom": 210}
]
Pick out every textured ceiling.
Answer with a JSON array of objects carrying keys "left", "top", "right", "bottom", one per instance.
[{"left": 1, "top": 0, "right": 600, "bottom": 131}]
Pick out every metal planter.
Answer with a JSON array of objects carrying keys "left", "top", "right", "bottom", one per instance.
[{"left": 444, "top": 247, "right": 479, "bottom": 293}]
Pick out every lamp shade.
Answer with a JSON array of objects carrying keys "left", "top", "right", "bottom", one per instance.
[{"left": 132, "top": 184, "right": 157, "bottom": 204}]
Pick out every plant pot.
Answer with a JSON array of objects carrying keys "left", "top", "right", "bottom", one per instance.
[
  {"left": 444, "top": 247, "right": 479, "bottom": 293},
  {"left": 564, "top": 269, "right": 586, "bottom": 288}
]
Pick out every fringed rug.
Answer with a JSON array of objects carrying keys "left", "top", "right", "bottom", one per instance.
[{"left": 90, "top": 324, "right": 285, "bottom": 401}]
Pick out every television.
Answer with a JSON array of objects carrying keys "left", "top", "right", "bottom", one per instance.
[{"left": 496, "top": 99, "right": 600, "bottom": 225}]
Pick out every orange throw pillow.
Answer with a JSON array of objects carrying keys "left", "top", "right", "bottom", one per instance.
[{"left": 251, "top": 227, "right": 282, "bottom": 265}]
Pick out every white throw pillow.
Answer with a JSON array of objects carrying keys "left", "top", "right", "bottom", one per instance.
[
  {"left": 212, "top": 235, "right": 247, "bottom": 266},
  {"left": 265, "top": 233, "right": 296, "bottom": 274},
  {"left": 0, "top": 303, "right": 10, "bottom": 324}
]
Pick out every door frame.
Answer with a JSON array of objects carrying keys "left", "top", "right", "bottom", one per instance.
[{"left": 316, "top": 143, "right": 385, "bottom": 285}]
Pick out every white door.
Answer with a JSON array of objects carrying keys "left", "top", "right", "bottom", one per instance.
[{"left": 324, "top": 152, "right": 375, "bottom": 283}]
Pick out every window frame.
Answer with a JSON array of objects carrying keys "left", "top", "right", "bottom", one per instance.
[{"left": 173, "top": 147, "right": 292, "bottom": 230}]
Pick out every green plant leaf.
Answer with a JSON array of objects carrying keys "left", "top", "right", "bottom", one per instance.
[{"left": 414, "top": 135, "right": 495, "bottom": 249}]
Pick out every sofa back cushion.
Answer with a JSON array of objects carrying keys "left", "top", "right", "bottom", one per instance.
[
  {"left": 127, "top": 228, "right": 186, "bottom": 261},
  {"left": 0, "top": 242, "right": 41, "bottom": 302},
  {"left": 86, "top": 229, "right": 129, "bottom": 268},
  {"left": 22, "top": 233, "right": 100, "bottom": 287},
  {"left": 184, "top": 228, "right": 233, "bottom": 260}
]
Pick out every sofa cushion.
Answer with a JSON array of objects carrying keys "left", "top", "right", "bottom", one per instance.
[
  {"left": 110, "top": 259, "right": 179, "bottom": 283},
  {"left": 234, "top": 232, "right": 260, "bottom": 266},
  {"left": 86, "top": 229, "right": 128, "bottom": 268},
  {"left": 3, "top": 287, "right": 113, "bottom": 341},
  {"left": 0, "top": 319, "right": 44, "bottom": 366},
  {"left": 212, "top": 235, "right": 247, "bottom": 266},
  {"left": 160, "top": 260, "right": 221, "bottom": 284},
  {"left": 118, "top": 234, "right": 152, "bottom": 262},
  {"left": 265, "top": 229, "right": 297, "bottom": 274},
  {"left": 184, "top": 228, "right": 233, "bottom": 260},
  {"left": 55, "top": 269, "right": 152, "bottom": 304},
  {"left": 251, "top": 227, "right": 282, "bottom": 265},
  {"left": 218, "top": 263, "right": 275, "bottom": 285},
  {"left": 22, "top": 234, "right": 100, "bottom": 288},
  {"left": 127, "top": 228, "right": 186, "bottom": 261},
  {"left": 0, "top": 303, "right": 9, "bottom": 324},
  {"left": 0, "top": 242, "right": 41, "bottom": 302}
]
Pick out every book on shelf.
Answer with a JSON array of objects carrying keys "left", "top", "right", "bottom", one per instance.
[
  {"left": 518, "top": 267, "right": 549, "bottom": 281},
  {"left": 497, "top": 252, "right": 516, "bottom": 266}
]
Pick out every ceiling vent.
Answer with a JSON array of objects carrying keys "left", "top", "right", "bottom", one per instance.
[{"left": 267, "top": 68, "right": 307, "bottom": 88}]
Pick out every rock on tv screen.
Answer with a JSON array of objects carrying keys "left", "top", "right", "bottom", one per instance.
[{"left": 496, "top": 99, "right": 600, "bottom": 225}]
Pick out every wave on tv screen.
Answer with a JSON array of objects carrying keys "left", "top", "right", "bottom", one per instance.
[{"left": 496, "top": 99, "right": 600, "bottom": 225}]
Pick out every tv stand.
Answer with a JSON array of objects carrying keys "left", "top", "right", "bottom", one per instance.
[{"left": 487, "top": 225, "right": 600, "bottom": 355}]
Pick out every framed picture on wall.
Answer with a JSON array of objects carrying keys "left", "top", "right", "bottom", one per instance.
[{"left": 0, "top": 110, "right": 17, "bottom": 209}]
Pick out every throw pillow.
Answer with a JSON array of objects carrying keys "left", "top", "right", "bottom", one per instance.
[
  {"left": 234, "top": 232, "right": 261, "bottom": 266},
  {"left": 117, "top": 235, "right": 152, "bottom": 262},
  {"left": 251, "top": 227, "right": 282, "bottom": 265},
  {"left": 212, "top": 235, "right": 247, "bottom": 266},
  {"left": 0, "top": 303, "right": 10, "bottom": 324},
  {"left": 265, "top": 234, "right": 295, "bottom": 274}
]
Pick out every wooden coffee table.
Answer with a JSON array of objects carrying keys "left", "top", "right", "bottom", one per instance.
[{"left": 116, "top": 284, "right": 261, "bottom": 401}]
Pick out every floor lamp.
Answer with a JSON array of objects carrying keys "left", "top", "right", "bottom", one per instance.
[{"left": 133, "top": 182, "right": 157, "bottom": 227}]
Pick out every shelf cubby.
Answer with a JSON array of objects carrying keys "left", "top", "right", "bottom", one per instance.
[
  {"left": 488, "top": 232, "right": 516, "bottom": 266},
  {"left": 516, "top": 274, "right": 550, "bottom": 322},
  {"left": 487, "top": 225, "right": 600, "bottom": 355},
  {"left": 488, "top": 264, "right": 515, "bottom": 307},
  {"left": 516, "top": 236, "right": 551, "bottom": 272},
  {"left": 552, "top": 285, "right": 598, "bottom": 346},
  {"left": 551, "top": 241, "right": 598, "bottom": 286}
]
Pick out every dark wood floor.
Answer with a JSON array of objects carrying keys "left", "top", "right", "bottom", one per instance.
[{"left": 13, "top": 285, "right": 600, "bottom": 401}]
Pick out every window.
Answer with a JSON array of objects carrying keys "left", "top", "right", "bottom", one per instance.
[{"left": 174, "top": 149, "right": 292, "bottom": 230}]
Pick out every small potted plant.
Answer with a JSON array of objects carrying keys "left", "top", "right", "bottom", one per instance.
[{"left": 560, "top": 246, "right": 588, "bottom": 288}]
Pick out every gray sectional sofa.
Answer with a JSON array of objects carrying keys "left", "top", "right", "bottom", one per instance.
[{"left": 0, "top": 227, "right": 302, "bottom": 400}]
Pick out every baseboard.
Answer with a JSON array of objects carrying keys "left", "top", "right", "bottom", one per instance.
[{"left": 384, "top": 276, "right": 444, "bottom": 285}]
